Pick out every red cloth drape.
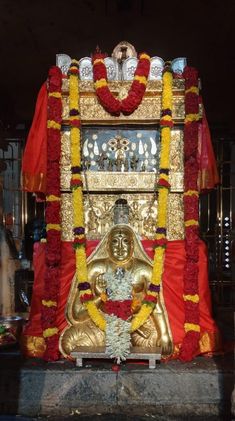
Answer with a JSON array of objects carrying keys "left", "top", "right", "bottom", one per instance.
[
  {"left": 24, "top": 239, "right": 218, "bottom": 348},
  {"left": 22, "top": 82, "right": 48, "bottom": 194},
  {"left": 198, "top": 105, "right": 219, "bottom": 191}
]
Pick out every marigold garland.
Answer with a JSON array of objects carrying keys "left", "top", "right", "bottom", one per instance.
[
  {"left": 92, "top": 52, "right": 150, "bottom": 116},
  {"left": 68, "top": 60, "right": 106, "bottom": 332},
  {"left": 179, "top": 66, "right": 200, "bottom": 362},
  {"left": 41, "top": 66, "right": 62, "bottom": 361},
  {"left": 131, "top": 62, "right": 173, "bottom": 332}
]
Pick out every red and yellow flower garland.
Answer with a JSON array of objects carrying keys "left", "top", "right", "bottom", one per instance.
[
  {"left": 68, "top": 60, "right": 106, "bottom": 331},
  {"left": 131, "top": 62, "right": 173, "bottom": 332},
  {"left": 179, "top": 66, "right": 200, "bottom": 361},
  {"left": 41, "top": 66, "right": 62, "bottom": 361},
  {"left": 92, "top": 52, "right": 150, "bottom": 116}
]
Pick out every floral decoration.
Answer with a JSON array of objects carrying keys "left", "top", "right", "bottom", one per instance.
[
  {"left": 41, "top": 66, "right": 62, "bottom": 361},
  {"left": 68, "top": 60, "right": 106, "bottom": 332},
  {"left": 179, "top": 66, "right": 200, "bottom": 362},
  {"left": 104, "top": 268, "right": 133, "bottom": 362},
  {"left": 131, "top": 62, "right": 173, "bottom": 332},
  {"left": 92, "top": 52, "right": 150, "bottom": 116}
]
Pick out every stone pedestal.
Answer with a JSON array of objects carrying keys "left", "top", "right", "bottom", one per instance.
[{"left": 0, "top": 351, "right": 233, "bottom": 419}]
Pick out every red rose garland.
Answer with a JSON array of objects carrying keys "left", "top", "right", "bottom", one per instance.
[
  {"left": 179, "top": 66, "right": 200, "bottom": 362},
  {"left": 92, "top": 53, "right": 150, "bottom": 116},
  {"left": 41, "top": 66, "right": 62, "bottom": 361}
]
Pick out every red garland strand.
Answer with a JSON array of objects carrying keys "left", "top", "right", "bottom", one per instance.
[
  {"left": 179, "top": 66, "right": 200, "bottom": 362},
  {"left": 41, "top": 66, "right": 62, "bottom": 361},
  {"left": 92, "top": 53, "right": 150, "bottom": 116}
]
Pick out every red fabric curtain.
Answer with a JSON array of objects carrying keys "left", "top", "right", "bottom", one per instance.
[
  {"left": 22, "top": 83, "right": 48, "bottom": 194},
  {"left": 198, "top": 105, "right": 219, "bottom": 191}
]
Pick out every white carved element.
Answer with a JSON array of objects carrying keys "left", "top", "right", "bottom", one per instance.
[
  {"left": 149, "top": 57, "right": 164, "bottom": 80},
  {"left": 104, "top": 57, "right": 119, "bottom": 81},
  {"left": 56, "top": 53, "right": 187, "bottom": 80},
  {"left": 171, "top": 57, "right": 187, "bottom": 75},
  {"left": 79, "top": 57, "right": 93, "bottom": 81},
  {"left": 56, "top": 54, "right": 72, "bottom": 75},
  {"left": 122, "top": 58, "right": 138, "bottom": 81}
]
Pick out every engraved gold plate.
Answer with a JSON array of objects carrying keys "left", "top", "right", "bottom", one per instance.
[{"left": 61, "top": 192, "right": 184, "bottom": 242}]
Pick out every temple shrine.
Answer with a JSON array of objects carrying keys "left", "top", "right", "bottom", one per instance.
[{"left": 19, "top": 41, "right": 221, "bottom": 365}]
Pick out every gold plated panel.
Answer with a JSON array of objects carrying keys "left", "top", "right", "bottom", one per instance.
[
  {"left": 61, "top": 79, "right": 185, "bottom": 93},
  {"left": 61, "top": 193, "right": 74, "bottom": 242},
  {"left": 60, "top": 131, "right": 71, "bottom": 191},
  {"left": 61, "top": 78, "right": 203, "bottom": 124},
  {"left": 60, "top": 192, "right": 184, "bottom": 242},
  {"left": 62, "top": 94, "right": 185, "bottom": 124},
  {"left": 82, "top": 171, "right": 183, "bottom": 192}
]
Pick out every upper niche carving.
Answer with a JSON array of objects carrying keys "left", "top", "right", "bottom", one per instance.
[{"left": 56, "top": 42, "right": 187, "bottom": 81}]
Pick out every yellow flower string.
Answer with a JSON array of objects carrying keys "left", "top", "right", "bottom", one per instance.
[
  {"left": 68, "top": 60, "right": 106, "bottom": 332},
  {"left": 131, "top": 62, "right": 173, "bottom": 332}
]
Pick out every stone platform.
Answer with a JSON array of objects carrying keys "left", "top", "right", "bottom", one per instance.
[{"left": 0, "top": 348, "right": 233, "bottom": 419}]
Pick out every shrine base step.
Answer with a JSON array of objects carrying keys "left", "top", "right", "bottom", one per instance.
[{"left": 0, "top": 350, "right": 233, "bottom": 419}]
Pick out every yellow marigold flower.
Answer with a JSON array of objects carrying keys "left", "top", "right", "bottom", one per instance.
[
  {"left": 100, "top": 292, "right": 107, "bottom": 303},
  {"left": 134, "top": 75, "right": 147, "bottom": 85},
  {"left": 47, "top": 120, "right": 61, "bottom": 130},
  {"left": 86, "top": 302, "right": 106, "bottom": 331},
  {"left": 139, "top": 53, "right": 150, "bottom": 61},
  {"left": 184, "top": 323, "right": 200, "bottom": 333},
  {"left": 185, "top": 86, "right": 199, "bottom": 95},
  {"left": 43, "top": 327, "right": 58, "bottom": 338},
  {"left": 184, "top": 190, "right": 199, "bottom": 197},
  {"left": 95, "top": 79, "right": 108, "bottom": 89},
  {"left": 42, "top": 300, "right": 57, "bottom": 307},
  {"left": 46, "top": 195, "right": 60, "bottom": 202},
  {"left": 185, "top": 113, "right": 199, "bottom": 123},
  {"left": 94, "top": 58, "right": 104, "bottom": 65},
  {"left": 48, "top": 92, "right": 62, "bottom": 98},
  {"left": 185, "top": 219, "right": 199, "bottom": 227},
  {"left": 131, "top": 304, "right": 152, "bottom": 332},
  {"left": 46, "top": 224, "right": 61, "bottom": 231},
  {"left": 183, "top": 294, "right": 199, "bottom": 303}
]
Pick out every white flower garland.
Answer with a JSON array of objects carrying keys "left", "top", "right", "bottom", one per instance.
[{"left": 104, "top": 267, "right": 133, "bottom": 363}]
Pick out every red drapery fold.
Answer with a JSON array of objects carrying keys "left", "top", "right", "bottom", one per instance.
[
  {"left": 22, "top": 82, "right": 48, "bottom": 194},
  {"left": 198, "top": 105, "right": 219, "bottom": 191}
]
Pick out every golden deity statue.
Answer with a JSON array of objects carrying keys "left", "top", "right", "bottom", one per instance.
[{"left": 60, "top": 224, "right": 173, "bottom": 358}]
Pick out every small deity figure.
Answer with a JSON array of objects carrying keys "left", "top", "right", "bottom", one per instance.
[
  {"left": 60, "top": 224, "right": 173, "bottom": 358},
  {"left": 117, "top": 46, "right": 128, "bottom": 80},
  {"left": 130, "top": 154, "right": 139, "bottom": 171},
  {"left": 141, "top": 162, "right": 146, "bottom": 172},
  {"left": 107, "top": 158, "right": 114, "bottom": 171},
  {"left": 82, "top": 159, "right": 91, "bottom": 170},
  {"left": 124, "top": 158, "right": 129, "bottom": 172},
  {"left": 115, "top": 155, "right": 124, "bottom": 172},
  {"left": 97, "top": 152, "right": 107, "bottom": 171}
]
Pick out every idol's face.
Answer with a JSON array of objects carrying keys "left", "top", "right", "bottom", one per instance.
[{"left": 109, "top": 228, "right": 133, "bottom": 262}]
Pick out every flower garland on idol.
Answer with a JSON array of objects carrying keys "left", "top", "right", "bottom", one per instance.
[
  {"left": 92, "top": 52, "right": 150, "bottom": 116},
  {"left": 68, "top": 60, "right": 106, "bottom": 332},
  {"left": 179, "top": 66, "right": 200, "bottom": 362},
  {"left": 104, "top": 268, "right": 133, "bottom": 362},
  {"left": 41, "top": 66, "right": 62, "bottom": 361},
  {"left": 131, "top": 62, "right": 173, "bottom": 332}
]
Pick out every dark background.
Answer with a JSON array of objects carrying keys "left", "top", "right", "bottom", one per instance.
[{"left": 0, "top": 0, "right": 234, "bottom": 132}]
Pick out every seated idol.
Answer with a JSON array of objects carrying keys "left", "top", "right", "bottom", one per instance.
[{"left": 60, "top": 224, "right": 173, "bottom": 358}]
